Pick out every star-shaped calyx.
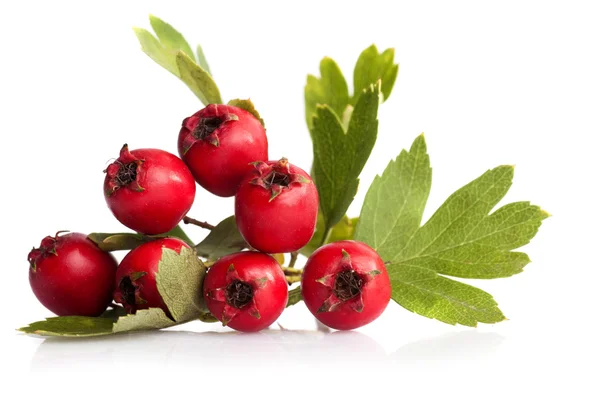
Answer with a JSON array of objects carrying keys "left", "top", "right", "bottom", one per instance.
[
  {"left": 316, "top": 250, "right": 382, "bottom": 314},
  {"left": 114, "top": 271, "right": 148, "bottom": 314},
  {"left": 104, "top": 144, "right": 145, "bottom": 196},
  {"left": 205, "top": 264, "right": 266, "bottom": 326},
  {"left": 249, "top": 158, "right": 311, "bottom": 201},
  {"left": 180, "top": 104, "right": 239, "bottom": 153},
  {"left": 27, "top": 231, "right": 68, "bottom": 272}
]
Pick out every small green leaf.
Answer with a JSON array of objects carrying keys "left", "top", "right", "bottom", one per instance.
[
  {"left": 87, "top": 232, "right": 150, "bottom": 252},
  {"left": 352, "top": 45, "right": 398, "bottom": 104},
  {"left": 156, "top": 246, "right": 206, "bottom": 322},
  {"left": 305, "top": 57, "right": 349, "bottom": 129},
  {"left": 195, "top": 216, "right": 247, "bottom": 260},
  {"left": 88, "top": 225, "right": 194, "bottom": 252},
  {"left": 311, "top": 83, "right": 380, "bottom": 231},
  {"left": 287, "top": 286, "right": 303, "bottom": 307},
  {"left": 176, "top": 51, "right": 223, "bottom": 105},
  {"left": 196, "top": 44, "right": 212, "bottom": 76},
  {"left": 388, "top": 264, "right": 506, "bottom": 327},
  {"left": 19, "top": 316, "right": 115, "bottom": 337},
  {"left": 18, "top": 308, "right": 178, "bottom": 338},
  {"left": 300, "top": 214, "right": 358, "bottom": 257},
  {"left": 149, "top": 14, "right": 195, "bottom": 60},
  {"left": 133, "top": 27, "right": 179, "bottom": 76},
  {"left": 228, "top": 98, "right": 265, "bottom": 127},
  {"left": 355, "top": 134, "right": 432, "bottom": 260}
]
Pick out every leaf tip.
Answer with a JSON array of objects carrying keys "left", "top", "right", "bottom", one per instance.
[{"left": 540, "top": 209, "right": 552, "bottom": 218}]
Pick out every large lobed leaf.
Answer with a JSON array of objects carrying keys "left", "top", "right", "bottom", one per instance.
[
  {"left": 19, "top": 245, "right": 207, "bottom": 337},
  {"left": 311, "top": 83, "right": 380, "bottom": 232},
  {"left": 355, "top": 134, "right": 548, "bottom": 326},
  {"left": 134, "top": 15, "right": 222, "bottom": 105}
]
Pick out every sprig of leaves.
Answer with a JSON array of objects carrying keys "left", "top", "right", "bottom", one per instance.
[
  {"left": 311, "top": 83, "right": 380, "bottom": 234},
  {"left": 355, "top": 135, "right": 548, "bottom": 326},
  {"left": 134, "top": 15, "right": 222, "bottom": 104},
  {"left": 305, "top": 44, "right": 398, "bottom": 129},
  {"left": 19, "top": 247, "right": 208, "bottom": 337}
]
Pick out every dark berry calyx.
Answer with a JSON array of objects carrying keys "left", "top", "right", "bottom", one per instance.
[
  {"left": 180, "top": 105, "right": 239, "bottom": 153},
  {"left": 316, "top": 250, "right": 381, "bottom": 314},
  {"left": 226, "top": 280, "right": 254, "bottom": 309},
  {"left": 249, "top": 158, "right": 310, "bottom": 201},
  {"left": 192, "top": 117, "right": 223, "bottom": 140},
  {"left": 205, "top": 264, "right": 263, "bottom": 326},
  {"left": 27, "top": 231, "right": 68, "bottom": 271},
  {"left": 334, "top": 270, "right": 364, "bottom": 301},
  {"left": 104, "top": 144, "right": 145, "bottom": 196},
  {"left": 114, "top": 272, "right": 147, "bottom": 314}
]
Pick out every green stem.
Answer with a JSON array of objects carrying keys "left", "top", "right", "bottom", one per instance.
[
  {"left": 286, "top": 275, "right": 302, "bottom": 284},
  {"left": 288, "top": 251, "right": 299, "bottom": 268},
  {"left": 282, "top": 267, "right": 302, "bottom": 276},
  {"left": 320, "top": 227, "right": 333, "bottom": 247}
]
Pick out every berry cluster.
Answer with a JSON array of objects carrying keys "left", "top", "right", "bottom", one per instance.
[{"left": 28, "top": 103, "right": 391, "bottom": 332}]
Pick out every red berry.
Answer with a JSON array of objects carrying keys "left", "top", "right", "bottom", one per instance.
[
  {"left": 114, "top": 237, "right": 190, "bottom": 317},
  {"left": 203, "top": 252, "right": 288, "bottom": 332},
  {"left": 104, "top": 144, "right": 196, "bottom": 235},
  {"left": 235, "top": 158, "right": 318, "bottom": 253},
  {"left": 178, "top": 104, "right": 268, "bottom": 197},
  {"left": 28, "top": 232, "right": 117, "bottom": 316},
  {"left": 301, "top": 241, "right": 391, "bottom": 330}
]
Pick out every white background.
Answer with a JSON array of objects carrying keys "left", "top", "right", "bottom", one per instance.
[{"left": 1, "top": 0, "right": 598, "bottom": 396}]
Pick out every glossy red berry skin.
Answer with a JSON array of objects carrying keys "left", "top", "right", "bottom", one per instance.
[
  {"left": 28, "top": 232, "right": 118, "bottom": 317},
  {"left": 203, "top": 252, "right": 288, "bottom": 332},
  {"left": 178, "top": 104, "right": 268, "bottom": 197},
  {"left": 235, "top": 159, "right": 318, "bottom": 253},
  {"left": 113, "top": 238, "right": 190, "bottom": 317},
  {"left": 104, "top": 145, "right": 196, "bottom": 235},
  {"left": 301, "top": 240, "right": 391, "bottom": 330}
]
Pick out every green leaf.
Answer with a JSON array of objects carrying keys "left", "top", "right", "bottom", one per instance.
[
  {"left": 195, "top": 216, "right": 247, "bottom": 260},
  {"left": 300, "top": 214, "right": 358, "bottom": 257},
  {"left": 18, "top": 308, "right": 177, "bottom": 338},
  {"left": 133, "top": 16, "right": 222, "bottom": 105},
  {"left": 133, "top": 27, "right": 179, "bottom": 76},
  {"left": 156, "top": 246, "right": 206, "bottom": 322},
  {"left": 388, "top": 264, "right": 506, "bottom": 327},
  {"left": 176, "top": 51, "right": 223, "bottom": 105},
  {"left": 356, "top": 134, "right": 547, "bottom": 325},
  {"left": 305, "top": 57, "right": 349, "bottom": 129},
  {"left": 87, "top": 232, "right": 150, "bottom": 252},
  {"left": 87, "top": 225, "right": 194, "bottom": 252},
  {"left": 311, "top": 83, "right": 380, "bottom": 231},
  {"left": 149, "top": 14, "right": 195, "bottom": 60},
  {"left": 287, "top": 286, "right": 303, "bottom": 307},
  {"left": 355, "top": 134, "right": 432, "bottom": 261},
  {"left": 352, "top": 45, "right": 398, "bottom": 104},
  {"left": 228, "top": 98, "right": 265, "bottom": 127},
  {"left": 358, "top": 135, "right": 548, "bottom": 279},
  {"left": 196, "top": 44, "right": 212, "bottom": 76}
]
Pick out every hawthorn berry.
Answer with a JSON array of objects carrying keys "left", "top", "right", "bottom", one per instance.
[
  {"left": 301, "top": 240, "right": 391, "bottom": 330},
  {"left": 28, "top": 232, "right": 118, "bottom": 316},
  {"left": 114, "top": 237, "right": 190, "bottom": 317},
  {"left": 104, "top": 144, "right": 196, "bottom": 235},
  {"left": 235, "top": 158, "right": 318, "bottom": 253},
  {"left": 178, "top": 104, "right": 268, "bottom": 197},
  {"left": 203, "top": 252, "right": 288, "bottom": 332}
]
